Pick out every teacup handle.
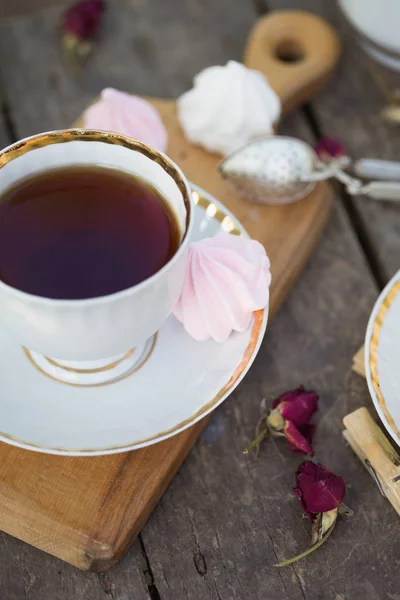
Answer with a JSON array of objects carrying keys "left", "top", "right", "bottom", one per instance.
[{"left": 243, "top": 11, "right": 341, "bottom": 115}]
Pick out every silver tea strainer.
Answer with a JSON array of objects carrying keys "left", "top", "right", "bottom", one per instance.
[{"left": 219, "top": 136, "right": 400, "bottom": 205}]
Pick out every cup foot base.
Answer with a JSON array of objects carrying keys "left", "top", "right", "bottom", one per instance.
[{"left": 24, "top": 336, "right": 157, "bottom": 387}]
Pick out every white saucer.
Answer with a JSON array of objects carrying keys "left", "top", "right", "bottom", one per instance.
[
  {"left": 365, "top": 269, "right": 400, "bottom": 446},
  {"left": 0, "top": 185, "right": 268, "bottom": 456}
]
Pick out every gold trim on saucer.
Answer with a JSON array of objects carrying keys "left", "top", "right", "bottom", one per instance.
[
  {"left": 11, "top": 311, "right": 263, "bottom": 454},
  {"left": 369, "top": 280, "right": 400, "bottom": 437},
  {"left": 45, "top": 348, "right": 135, "bottom": 374},
  {"left": 23, "top": 335, "right": 156, "bottom": 388},
  {"left": 192, "top": 191, "right": 242, "bottom": 236}
]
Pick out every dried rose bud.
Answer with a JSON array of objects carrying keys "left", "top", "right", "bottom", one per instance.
[
  {"left": 315, "top": 136, "right": 347, "bottom": 162},
  {"left": 294, "top": 461, "right": 345, "bottom": 519},
  {"left": 271, "top": 386, "right": 318, "bottom": 427},
  {"left": 267, "top": 386, "right": 318, "bottom": 456},
  {"left": 244, "top": 387, "right": 319, "bottom": 457},
  {"left": 62, "top": 0, "right": 104, "bottom": 40},
  {"left": 275, "top": 461, "right": 351, "bottom": 567},
  {"left": 61, "top": 0, "right": 105, "bottom": 70}
]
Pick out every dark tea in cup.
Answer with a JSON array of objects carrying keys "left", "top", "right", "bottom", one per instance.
[{"left": 0, "top": 166, "right": 180, "bottom": 300}]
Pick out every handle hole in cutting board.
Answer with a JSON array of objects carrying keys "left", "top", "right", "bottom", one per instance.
[{"left": 274, "top": 39, "right": 304, "bottom": 63}]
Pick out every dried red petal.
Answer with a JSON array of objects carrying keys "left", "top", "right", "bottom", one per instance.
[
  {"left": 294, "top": 461, "right": 345, "bottom": 519},
  {"left": 294, "top": 484, "right": 310, "bottom": 519},
  {"left": 272, "top": 386, "right": 318, "bottom": 427},
  {"left": 284, "top": 421, "right": 314, "bottom": 456},
  {"left": 287, "top": 424, "right": 315, "bottom": 455},
  {"left": 315, "top": 136, "right": 347, "bottom": 161},
  {"left": 61, "top": 0, "right": 105, "bottom": 41}
]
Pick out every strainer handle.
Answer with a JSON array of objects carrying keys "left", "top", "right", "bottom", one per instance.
[
  {"left": 333, "top": 169, "right": 400, "bottom": 200},
  {"left": 354, "top": 159, "right": 400, "bottom": 181},
  {"left": 303, "top": 164, "right": 400, "bottom": 201},
  {"left": 359, "top": 181, "right": 400, "bottom": 201}
]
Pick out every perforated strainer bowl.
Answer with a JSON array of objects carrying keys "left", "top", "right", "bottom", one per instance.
[{"left": 219, "top": 136, "right": 318, "bottom": 205}]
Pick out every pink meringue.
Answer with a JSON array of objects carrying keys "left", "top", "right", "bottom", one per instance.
[
  {"left": 83, "top": 88, "right": 168, "bottom": 152},
  {"left": 173, "top": 232, "right": 271, "bottom": 342}
]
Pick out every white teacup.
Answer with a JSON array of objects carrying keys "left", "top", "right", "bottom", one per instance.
[{"left": 0, "top": 130, "right": 193, "bottom": 385}]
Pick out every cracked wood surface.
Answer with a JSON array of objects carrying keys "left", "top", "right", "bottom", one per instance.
[{"left": 0, "top": 0, "right": 399, "bottom": 598}]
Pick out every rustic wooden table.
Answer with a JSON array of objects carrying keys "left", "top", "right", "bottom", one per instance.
[{"left": 0, "top": 1, "right": 399, "bottom": 598}]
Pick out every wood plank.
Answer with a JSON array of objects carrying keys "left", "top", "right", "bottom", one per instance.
[
  {"left": 0, "top": 97, "right": 11, "bottom": 147},
  {"left": 0, "top": 100, "right": 147, "bottom": 600},
  {"left": 0, "top": 1, "right": 338, "bottom": 586},
  {"left": 0, "top": 2, "right": 394, "bottom": 600},
  {"left": 139, "top": 114, "right": 400, "bottom": 600},
  {"left": 0, "top": 42, "right": 333, "bottom": 581},
  {"left": 0, "top": 0, "right": 256, "bottom": 138},
  {"left": 0, "top": 0, "right": 70, "bottom": 19},
  {"left": 0, "top": 0, "right": 309, "bottom": 598},
  {"left": 0, "top": 534, "right": 149, "bottom": 600},
  {"left": 266, "top": 0, "right": 400, "bottom": 285},
  {"left": 352, "top": 345, "right": 365, "bottom": 377},
  {"left": 243, "top": 2, "right": 400, "bottom": 598},
  {"left": 343, "top": 407, "right": 400, "bottom": 516},
  {"left": 267, "top": 0, "right": 400, "bottom": 388}
]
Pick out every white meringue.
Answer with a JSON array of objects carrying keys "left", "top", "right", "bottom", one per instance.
[
  {"left": 173, "top": 232, "right": 271, "bottom": 342},
  {"left": 177, "top": 61, "right": 281, "bottom": 155}
]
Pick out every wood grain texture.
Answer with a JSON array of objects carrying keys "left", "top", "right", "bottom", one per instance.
[
  {"left": 0, "top": 423, "right": 209, "bottom": 571},
  {"left": 343, "top": 407, "right": 400, "bottom": 516},
  {"left": 0, "top": 0, "right": 256, "bottom": 137},
  {"left": 139, "top": 114, "right": 399, "bottom": 600},
  {"left": 0, "top": 10, "right": 334, "bottom": 574},
  {"left": 0, "top": 0, "right": 70, "bottom": 19},
  {"left": 264, "top": 2, "right": 400, "bottom": 599},
  {"left": 271, "top": 0, "right": 400, "bottom": 396},
  {"left": 0, "top": 0, "right": 258, "bottom": 590},
  {"left": 267, "top": 0, "right": 400, "bottom": 285},
  {"left": 0, "top": 1, "right": 397, "bottom": 599},
  {"left": 0, "top": 0, "right": 335, "bottom": 585},
  {"left": 0, "top": 534, "right": 149, "bottom": 600},
  {"left": 353, "top": 345, "right": 365, "bottom": 377}
]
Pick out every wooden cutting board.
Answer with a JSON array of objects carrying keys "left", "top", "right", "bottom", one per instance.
[{"left": 0, "top": 11, "right": 340, "bottom": 571}]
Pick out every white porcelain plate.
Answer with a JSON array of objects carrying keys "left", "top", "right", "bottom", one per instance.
[
  {"left": 365, "top": 269, "right": 400, "bottom": 446},
  {"left": 0, "top": 185, "right": 268, "bottom": 456}
]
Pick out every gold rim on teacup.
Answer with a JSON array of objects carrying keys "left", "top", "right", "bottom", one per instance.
[{"left": 0, "top": 129, "right": 193, "bottom": 307}]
